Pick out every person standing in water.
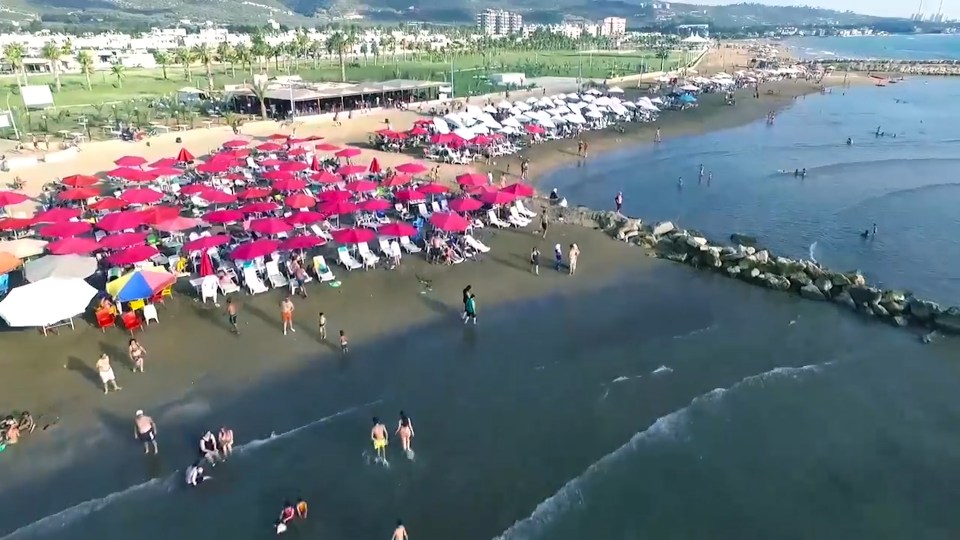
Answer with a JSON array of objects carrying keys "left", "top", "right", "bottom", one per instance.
[
  {"left": 393, "top": 520, "right": 409, "bottom": 540},
  {"left": 371, "top": 417, "right": 389, "bottom": 462},
  {"left": 872, "top": 223, "right": 878, "bottom": 236},
  {"left": 134, "top": 410, "right": 158, "bottom": 454},
  {"left": 677, "top": 177, "right": 683, "bottom": 189},
  {"left": 614, "top": 191, "right": 623, "bottom": 214},
  {"left": 218, "top": 426, "right": 234, "bottom": 459},
  {"left": 654, "top": 127, "right": 661, "bottom": 143},
  {"left": 397, "top": 411, "right": 415, "bottom": 457},
  {"left": 461, "top": 285, "right": 472, "bottom": 321},
  {"left": 707, "top": 172, "right": 713, "bottom": 186},
  {"left": 698, "top": 164, "right": 705, "bottom": 183},
  {"left": 464, "top": 293, "right": 477, "bottom": 325}
]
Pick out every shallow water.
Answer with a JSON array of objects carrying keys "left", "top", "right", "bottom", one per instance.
[{"left": 786, "top": 34, "right": 960, "bottom": 61}]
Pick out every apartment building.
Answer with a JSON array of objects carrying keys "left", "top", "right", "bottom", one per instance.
[
  {"left": 599, "top": 17, "right": 627, "bottom": 37},
  {"left": 476, "top": 9, "right": 523, "bottom": 37}
]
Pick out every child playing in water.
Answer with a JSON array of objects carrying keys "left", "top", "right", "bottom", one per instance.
[{"left": 339, "top": 330, "right": 349, "bottom": 353}]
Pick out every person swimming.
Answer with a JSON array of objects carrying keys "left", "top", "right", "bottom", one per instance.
[
  {"left": 846, "top": 137, "right": 852, "bottom": 145},
  {"left": 185, "top": 461, "right": 210, "bottom": 487},
  {"left": 396, "top": 411, "right": 415, "bottom": 458}
]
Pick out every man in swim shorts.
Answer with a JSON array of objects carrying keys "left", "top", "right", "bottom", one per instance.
[
  {"left": 371, "top": 417, "right": 388, "bottom": 461},
  {"left": 134, "top": 410, "right": 158, "bottom": 454}
]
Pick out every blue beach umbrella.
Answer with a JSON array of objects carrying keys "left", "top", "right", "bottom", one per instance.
[
  {"left": 106, "top": 268, "right": 176, "bottom": 302},
  {"left": 679, "top": 94, "right": 697, "bottom": 104}
]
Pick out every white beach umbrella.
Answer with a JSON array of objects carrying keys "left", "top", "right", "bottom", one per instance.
[
  {"left": 501, "top": 117, "right": 521, "bottom": 128},
  {"left": 607, "top": 86, "right": 625, "bottom": 94},
  {"left": 0, "top": 238, "right": 47, "bottom": 259},
  {"left": 464, "top": 105, "right": 483, "bottom": 116},
  {"left": 584, "top": 110, "right": 603, "bottom": 119},
  {"left": 525, "top": 97, "right": 539, "bottom": 104},
  {"left": 581, "top": 94, "right": 596, "bottom": 102},
  {"left": 539, "top": 119, "right": 556, "bottom": 129},
  {"left": 482, "top": 105, "right": 497, "bottom": 113},
  {"left": 622, "top": 102, "right": 637, "bottom": 109},
  {"left": 551, "top": 115, "right": 567, "bottom": 124},
  {"left": 0, "top": 277, "right": 97, "bottom": 327},
  {"left": 563, "top": 114, "right": 586, "bottom": 124},
  {"left": 496, "top": 100, "right": 512, "bottom": 109},
  {"left": 650, "top": 97, "right": 665, "bottom": 105},
  {"left": 432, "top": 118, "right": 451, "bottom": 134},
  {"left": 24, "top": 255, "right": 97, "bottom": 283},
  {"left": 680, "top": 84, "right": 700, "bottom": 92},
  {"left": 585, "top": 88, "right": 602, "bottom": 95}
]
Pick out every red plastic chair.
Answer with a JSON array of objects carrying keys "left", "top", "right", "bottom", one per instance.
[
  {"left": 95, "top": 310, "right": 116, "bottom": 333},
  {"left": 121, "top": 311, "right": 142, "bottom": 335}
]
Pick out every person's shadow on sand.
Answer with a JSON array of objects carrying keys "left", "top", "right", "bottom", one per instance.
[
  {"left": 417, "top": 294, "right": 457, "bottom": 318},
  {"left": 66, "top": 355, "right": 100, "bottom": 389}
]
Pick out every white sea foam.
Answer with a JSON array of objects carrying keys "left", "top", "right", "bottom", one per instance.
[
  {"left": 651, "top": 365, "right": 673, "bottom": 375},
  {"left": 671, "top": 324, "right": 717, "bottom": 340},
  {"left": 808, "top": 241, "right": 818, "bottom": 263},
  {"left": 611, "top": 376, "right": 631, "bottom": 383},
  {"left": 0, "top": 400, "right": 382, "bottom": 539},
  {"left": 492, "top": 363, "right": 828, "bottom": 540}
]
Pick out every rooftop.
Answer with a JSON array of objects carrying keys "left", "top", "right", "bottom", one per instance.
[{"left": 230, "top": 79, "right": 446, "bottom": 102}]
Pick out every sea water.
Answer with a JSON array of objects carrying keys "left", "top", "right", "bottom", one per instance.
[
  {"left": 5, "top": 81, "right": 960, "bottom": 540},
  {"left": 786, "top": 33, "right": 960, "bottom": 61}
]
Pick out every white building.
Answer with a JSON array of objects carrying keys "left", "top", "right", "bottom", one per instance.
[
  {"left": 476, "top": 9, "right": 523, "bottom": 37},
  {"left": 600, "top": 17, "right": 627, "bottom": 37}
]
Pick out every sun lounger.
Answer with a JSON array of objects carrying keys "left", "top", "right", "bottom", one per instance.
[
  {"left": 378, "top": 237, "right": 393, "bottom": 255},
  {"left": 508, "top": 207, "right": 531, "bottom": 227},
  {"left": 357, "top": 242, "right": 380, "bottom": 269},
  {"left": 337, "top": 246, "right": 363, "bottom": 271},
  {"left": 400, "top": 236, "right": 422, "bottom": 254},
  {"left": 310, "top": 224, "right": 334, "bottom": 242},
  {"left": 243, "top": 267, "right": 268, "bottom": 295},
  {"left": 394, "top": 203, "right": 411, "bottom": 220},
  {"left": 515, "top": 200, "right": 538, "bottom": 218},
  {"left": 465, "top": 235, "right": 491, "bottom": 253},
  {"left": 431, "top": 201, "right": 442, "bottom": 213},
  {"left": 312, "top": 255, "right": 336, "bottom": 282},
  {"left": 218, "top": 275, "right": 241, "bottom": 295},
  {"left": 417, "top": 203, "right": 431, "bottom": 219},
  {"left": 264, "top": 260, "right": 288, "bottom": 288},
  {"left": 487, "top": 209, "right": 511, "bottom": 228}
]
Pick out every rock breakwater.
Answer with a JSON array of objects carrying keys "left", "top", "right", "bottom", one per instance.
[{"left": 553, "top": 205, "right": 960, "bottom": 337}]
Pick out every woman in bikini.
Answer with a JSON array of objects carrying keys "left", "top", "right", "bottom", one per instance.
[
  {"left": 128, "top": 339, "right": 146, "bottom": 373},
  {"left": 396, "top": 411, "right": 415, "bottom": 455}
]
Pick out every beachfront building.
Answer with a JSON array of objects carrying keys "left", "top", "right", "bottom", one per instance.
[
  {"left": 600, "top": 17, "right": 627, "bottom": 37},
  {"left": 476, "top": 9, "right": 523, "bottom": 37},
  {"left": 228, "top": 79, "right": 445, "bottom": 119}
]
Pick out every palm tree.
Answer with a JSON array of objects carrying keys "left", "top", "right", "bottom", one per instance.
[
  {"left": 3, "top": 43, "right": 26, "bottom": 85},
  {"left": 654, "top": 46, "right": 670, "bottom": 72},
  {"left": 192, "top": 44, "right": 214, "bottom": 90},
  {"left": 251, "top": 33, "right": 270, "bottom": 73},
  {"left": 110, "top": 62, "right": 126, "bottom": 88},
  {"left": 76, "top": 50, "right": 94, "bottom": 90},
  {"left": 249, "top": 79, "right": 269, "bottom": 120},
  {"left": 294, "top": 30, "right": 311, "bottom": 67},
  {"left": 217, "top": 42, "right": 235, "bottom": 77},
  {"left": 325, "top": 29, "right": 355, "bottom": 83},
  {"left": 40, "top": 42, "right": 63, "bottom": 92},
  {"left": 233, "top": 44, "right": 253, "bottom": 76},
  {"left": 153, "top": 51, "right": 171, "bottom": 80},
  {"left": 174, "top": 47, "right": 193, "bottom": 80}
]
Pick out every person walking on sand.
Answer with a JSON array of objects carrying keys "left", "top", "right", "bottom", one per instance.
[
  {"left": 226, "top": 297, "right": 239, "bottom": 334},
  {"left": 218, "top": 426, "right": 234, "bottom": 459},
  {"left": 393, "top": 520, "right": 408, "bottom": 540},
  {"left": 128, "top": 339, "right": 146, "bottom": 373},
  {"left": 568, "top": 243, "right": 580, "bottom": 276},
  {"left": 464, "top": 293, "right": 477, "bottom": 325},
  {"left": 530, "top": 246, "right": 540, "bottom": 275},
  {"left": 461, "top": 285, "right": 472, "bottom": 321},
  {"left": 318, "top": 312, "right": 327, "bottom": 340},
  {"left": 371, "top": 417, "right": 389, "bottom": 463},
  {"left": 554, "top": 243, "right": 563, "bottom": 271},
  {"left": 539, "top": 210, "right": 549, "bottom": 239},
  {"left": 134, "top": 410, "right": 158, "bottom": 454},
  {"left": 339, "top": 330, "right": 349, "bottom": 353},
  {"left": 96, "top": 353, "right": 122, "bottom": 394},
  {"left": 281, "top": 296, "right": 295, "bottom": 336},
  {"left": 396, "top": 411, "right": 415, "bottom": 457},
  {"left": 614, "top": 192, "right": 623, "bottom": 214},
  {"left": 654, "top": 127, "right": 661, "bottom": 143}
]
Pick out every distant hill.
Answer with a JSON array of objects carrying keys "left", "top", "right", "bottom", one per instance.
[{"left": 0, "top": 0, "right": 897, "bottom": 30}]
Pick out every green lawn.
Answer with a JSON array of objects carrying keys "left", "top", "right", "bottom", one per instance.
[{"left": 0, "top": 48, "right": 681, "bottom": 141}]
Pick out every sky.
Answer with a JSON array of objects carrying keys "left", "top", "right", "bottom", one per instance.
[{"left": 689, "top": 0, "right": 956, "bottom": 19}]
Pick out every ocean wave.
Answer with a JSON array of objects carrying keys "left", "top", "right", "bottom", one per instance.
[
  {"left": 834, "top": 181, "right": 960, "bottom": 215},
  {"left": 0, "top": 400, "right": 382, "bottom": 539},
  {"left": 492, "top": 363, "right": 831, "bottom": 540}
]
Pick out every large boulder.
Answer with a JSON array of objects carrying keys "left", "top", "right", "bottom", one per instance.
[
  {"left": 662, "top": 252, "right": 689, "bottom": 263},
  {"left": 764, "top": 275, "right": 791, "bottom": 291},
  {"left": 814, "top": 277, "right": 833, "bottom": 295},
  {"left": 755, "top": 250, "right": 770, "bottom": 264},
  {"left": 872, "top": 303, "right": 889, "bottom": 317},
  {"left": 594, "top": 211, "right": 622, "bottom": 231},
  {"left": 908, "top": 298, "right": 941, "bottom": 322},
  {"left": 829, "top": 272, "right": 852, "bottom": 288},
  {"left": 803, "top": 262, "right": 826, "bottom": 280},
  {"left": 848, "top": 286, "right": 882, "bottom": 306},
  {"left": 725, "top": 265, "right": 742, "bottom": 277},
  {"left": 881, "top": 290, "right": 906, "bottom": 305},
  {"left": 849, "top": 271, "right": 867, "bottom": 287},
  {"left": 833, "top": 291, "right": 856, "bottom": 310},
  {"left": 730, "top": 233, "right": 759, "bottom": 247},
  {"left": 892, "top": 315, "right": 908, "bottom": 327},
  {"left": 615, "top": 219, "right": 642, "bottom": 241},
  {"left": 652, "top": 221, "right": 676, "bottom": 236},
  {"left": 933, "top": 307, "right": 960, "bottom": 334},
  {"left": 701, "top": 247, "right": 722, "bottom": 268},
  {"left": 788, "top": 271, "right": 813, "bottom": 289},
  {"left": 685, "top": 236, "right": 708, "bottom": 249},
  {"left": 800, "top": 283, "right": 827, "bottom": 301}
]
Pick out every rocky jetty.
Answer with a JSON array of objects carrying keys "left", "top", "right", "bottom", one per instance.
[{"left": 556, "top": 206, "right": 959, "bottom": 337}]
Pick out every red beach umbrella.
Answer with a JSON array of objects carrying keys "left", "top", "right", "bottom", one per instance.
[
  {"left": 199, "top": 251, "right": 214, "bottom": 277},
  {"left": 447, "top": 197, "right": 483, "bottom": 212},
  {"left": 501, "top": 182, "right": 536, "bottom": 197},
  {"left": 285, "top": 211, "right": 325, "bottom": 226},
  {"left": 249, "top": 217, "right": 293, "bottom": 235},
  {"left": 335, "top": 148, "right": 362, "bottom": 159},
  {"left": 154, "top": 216, "right": 201, "bottom": 232},
  {"left": 382, "top": 174, "right": 412, "bottom": 188},
  {"left": 237, "top": 187, "right": 272, "bottom": 200},
  {"left": 480, "top": 190, "right": 518, "bottom": 206},
  {"left": 0, "top": 217, "right": 34, "bottom": 231},
  {"left": 377, "top": 222, "right": 417, "bottom": 237},
  {"left": 89, "top": 197, "right": 128, "bottom": 211},
  {"left": 357, "top": 198, "right": 391, "bottom": 212},
  {"left": 197, "top": 162, "right": 230, "bottom": 174},
  {"left": 263, "top": 170, "right": 294, "bottom": 181},
  {"left": 525, "top": 124, "right": 545, "bottom": 135},
  {"left": 345, "top": 179, "right": 377, "bottom": 192},
  {"left": 180, "top": 184, "right": 213, "bottom": 196},
  {"left": 176, "top": 147, "right": 195, "bottom": 163},
  {"left": 260, "top": 158, "right": 285, "bottom": 168},
  {"left": 311, "top": 171, "right": 341, "bottom": 184},
  {"left": 59, "top": 187, "right": 100, "bottom": 201},
  {"left": 281, "top": 235, "right": 326, "bottom": 250},
  {"left": 257, "top": 142, "right": 282, "bottom": 152},
  {"left": 240, "top": 201, "right": 280, "bottom": 214},
  {"left": 183, "top": 235, "right": 230, "bottom": 252},
  {"left": 318, "top": 190, "right": 351, "bottom": 203},
  {"left": 456, "top": 173, "right": 487, "bottom": 188},
  {"left": 278, "top": 161, "right": 308, "bottom": 172},
  {"left": 149, "top": 157, "right": 177, "bottom": 168},
  {"left": 97, "top": 211, "right": 147, "bottom": 231},
  {"left": 61, "top": 174, "right": 99, "bottom": 187},
  {"left": 394, "top": 189, "right": 425, "bottom": 203},
  {"left": 272, "top": 178, "right": 308, "bottom": 191},
  {"left": 139, "top": 206, "right": 180, "bottom": 225},
  {"left": 285, "top": 193, "right": 317, "bottom": 209},
  {"left": 230, "top": 239, "right": 279, "bottom": 260},
  {"left": 47, "top": 236, "right": 100, "bottom": 255},
  {"left": 107, "top": 244, "right": 158, "bottom": 265},
  {"left": 0, "top": 191, "right": 29, "bottom": 206},
  {"left": 203, "top": 209, "right": 244, "bottom": 224},
  {"left": 200, "top": 190, "right": 238, "bottom": 205},
  {"left": 331, "top": 227, "right": 375, "bottom": 244},
  {"left": 120, "top": 188, "right": 163, "bottom": 205},
  {"left": 429, "top": 212, "right": 471, "bottom": 232},
  {"left": 150, "top": 167, "right": 184, "bottom": 178},
  {"left": 419, "top": 183, "right": 450, "bottom": 195},
  {"left": 310, "top": 155, "right": 322, "bottom": 172},
  {"left": 223, "top": 139, "right": 249, "bottom": 149},
  {"left": 107, "top": 167, "right": 156, "bottom": 182},
  {"left": 407, "top": 126, "right": 428, "bottom": 136},
  {"left": 114, "top": 155, "right": 147, "bottom": 167},
  {"left": 316, "top": 143, "right": 341, "bottom": 152},
  {"left": 287, "top": 147, "right": 306, "bottom": 157},
  {"left": 368, "top": 158, "right": 382, "bottom": 174},
  {"left": 267, "top": 133, "right": 288, "bottom": 140},
  {"left": 34, "top": 207, "right": 81, "bottom": 223},
  {"left": 38, "top": 221, "right": 92, "bottom": 238},
  {"left": 99, "top": 231, "right": 148, "bottom": 250},
  {"left": 321, "top": 200, "right": 359, "bottom": 215},
  {"left": 338, "top": 165, "right": 367, "bottom": 177},
  {"left": 395, "top": 162, "right": 428, "bottom": 175}
]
